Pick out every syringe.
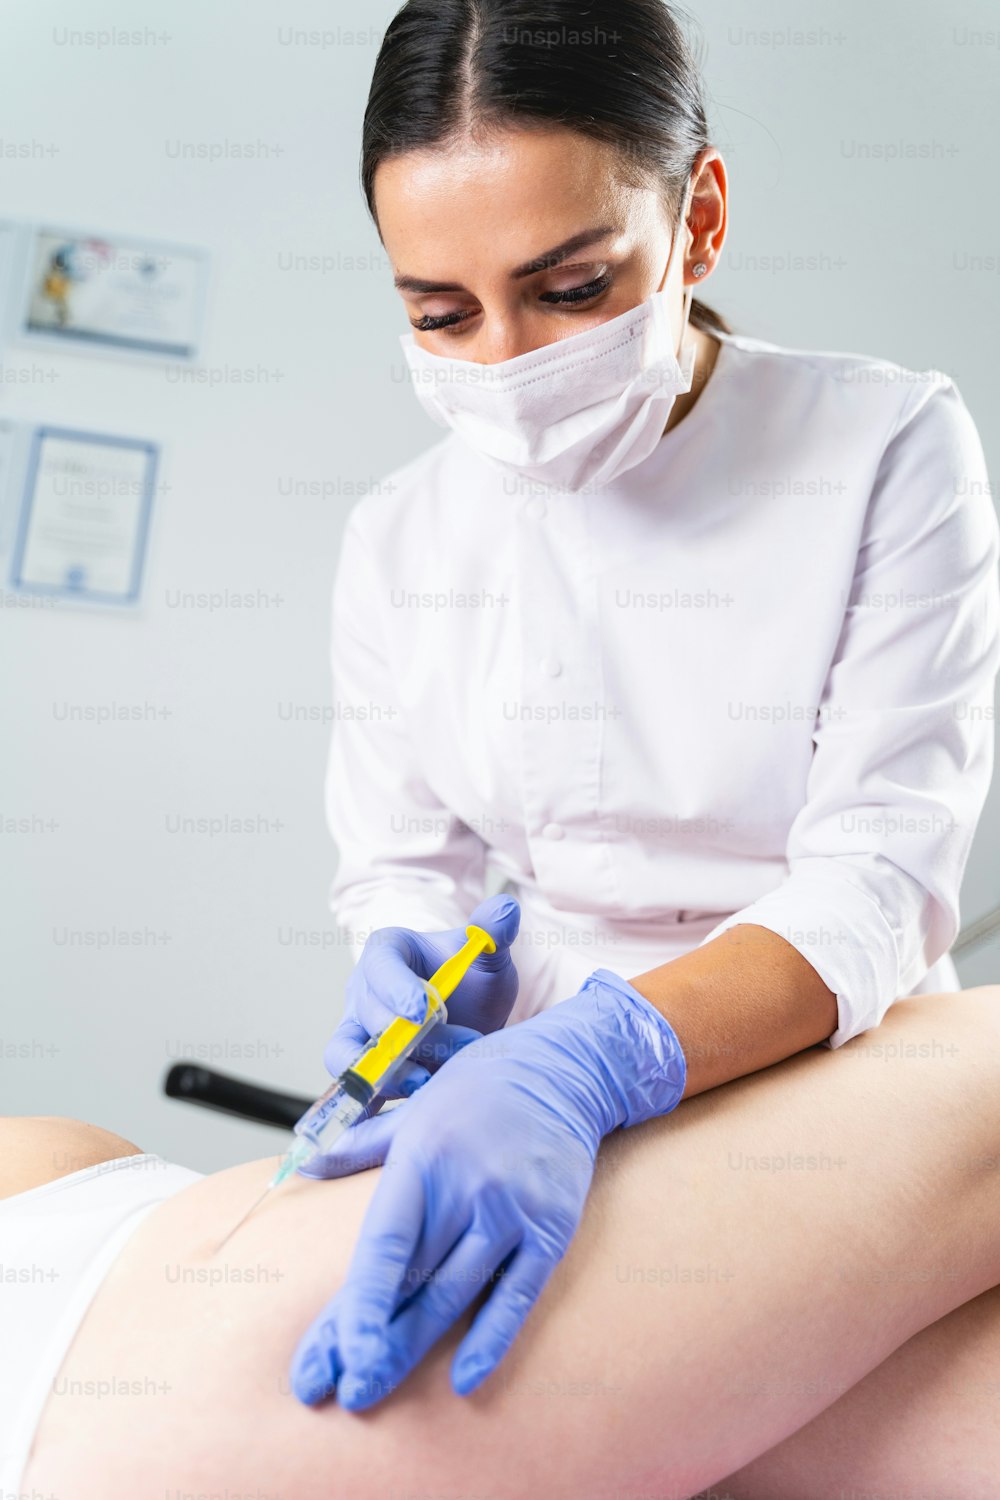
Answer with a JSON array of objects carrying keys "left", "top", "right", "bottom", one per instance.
[{"left": 214, "top": 922, "right": 497, "bottom": 1252}]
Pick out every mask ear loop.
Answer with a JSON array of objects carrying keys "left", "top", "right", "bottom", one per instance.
[{"left": 655, "top": 180, "right": 698, "bottom": 356}]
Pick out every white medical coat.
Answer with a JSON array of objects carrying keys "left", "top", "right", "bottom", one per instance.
[{"left": 325, "top": 331, "right": 1000, "bottom": 1047}]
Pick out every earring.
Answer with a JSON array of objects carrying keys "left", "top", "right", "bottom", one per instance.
[{"left": 692, "top": 262, "right": 708, "bottom": 278}]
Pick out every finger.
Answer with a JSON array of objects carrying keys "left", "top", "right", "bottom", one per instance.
[
  {"left": 324, "top": 1017, "right": 428, "bottom": 1097},
  {"left": 389, "top": 1164, "right": 478, "bottom": 1315},
  {"left": 358, "top": 931, "right": 432, "bottom": 1027},
  {"left": 409, "top": 1021, "right": 483, "bottom": 1074},
  {"left": 332, "top": 1154, "right": 428, "bottom": 1376},
  {"left": 466, "top": 894, "right": 521, "bottom": 966},
  {"left": 450, "top": 1248, "right": 554, "bottom": 1395},
  {"left": 294, "top": 1179, "right": 473, "bottom": 1411},
  {"left": 289, "top": 1309, "right": 342, "bottom": 1407},
  {"left": 323, "top": 1016, "right": 369, "bottom": 1079},
  {"left": 325, "top": 1017, "right": 479, "bottom": 1099},
  {"left": 338, "top": 1218, "right": 523, "bottom": 1411},
  {"left": 296, "top": 1104, "right": 407, "bottom": 1179}
]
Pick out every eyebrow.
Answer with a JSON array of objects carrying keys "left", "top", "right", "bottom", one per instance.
[{"left": 393, "top": 225, "right": 618, "bottom": 294}]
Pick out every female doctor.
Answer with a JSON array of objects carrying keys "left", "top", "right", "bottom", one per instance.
[{"left": 289, "top": 0, "right": 1000, "bottom": 1414}]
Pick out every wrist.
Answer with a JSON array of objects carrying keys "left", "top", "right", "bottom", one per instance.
[{"left": 577, "top": 968, "right": 688, "bottom": 1128}]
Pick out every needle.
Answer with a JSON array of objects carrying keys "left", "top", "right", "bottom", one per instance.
[
  {"left": 212, "top": 1142, "right": 308, "bottom": 1256},
  {"left": 211, "top": 923, "right": 497, "bottom": 1255},
  {"left": 213, "top": 1182, "right": 277, "bottom": 1256}
]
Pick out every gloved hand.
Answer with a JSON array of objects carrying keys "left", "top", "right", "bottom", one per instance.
[
  {"left": 289, "top": 967, "right": 687, "bottom": 1410},
  {"left": 322, "top": 893, "right": 521, "bottom": 1107}
]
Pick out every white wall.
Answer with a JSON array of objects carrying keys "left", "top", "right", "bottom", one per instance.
[{"left": 1, "top": 0, "right": 998, "bottom": 1171}]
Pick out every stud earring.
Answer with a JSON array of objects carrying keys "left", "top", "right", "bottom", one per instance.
[{"left": 692, "top": 262, "right": 708, "bottom": 278}]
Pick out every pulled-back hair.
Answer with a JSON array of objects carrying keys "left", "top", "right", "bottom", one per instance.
[{"left": 361, "top": 0, "right": 731, "bottom": 336}]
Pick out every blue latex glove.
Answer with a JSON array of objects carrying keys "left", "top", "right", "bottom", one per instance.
[
  {"left": 289, "top": 967, "right": 687, "bottom": 1410},
  {"left": 323, "top": 893, "right": 521, "bottom": 1106}
]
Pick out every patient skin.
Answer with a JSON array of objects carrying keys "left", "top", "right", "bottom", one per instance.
[{"left": 18, "top": 987, "right": 1000, "bottom": 1500}]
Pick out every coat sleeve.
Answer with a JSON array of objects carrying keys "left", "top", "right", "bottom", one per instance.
[
  {"left": 324, "top": 507, "right": 487, "bottom": 960},
  {"left": 700, "top": 375, "right": 1000, "bottom": 1047}
]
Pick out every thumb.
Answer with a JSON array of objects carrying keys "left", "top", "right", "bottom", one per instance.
[
  {"left": 297, "top": 1104, "right": 408, "bottom": 1180},
  {"left": 466, "top": 894, "right": 520, "bottom": 970}
]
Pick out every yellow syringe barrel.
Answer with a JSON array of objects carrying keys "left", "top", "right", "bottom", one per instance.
[
  {"left": 217, "top": 924, "right": 499, "bottom": 1247},
  {"left": 348, "top": 923, "right": 496, "bottom": 1091}
]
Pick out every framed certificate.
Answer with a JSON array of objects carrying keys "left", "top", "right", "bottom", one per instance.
[
  {"left": 0, "top": 219, "right": 20, "bottom": 345},
  {"left": 9, "top": 426, "right": 159, "bottom": 606},
  {"left": 18, "top": 226, "right": 208, "bottom": 360}
]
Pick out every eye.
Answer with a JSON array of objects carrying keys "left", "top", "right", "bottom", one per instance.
[
  {"left": 408, "top": 270, "right": 615, "bottom": 337},
  {"left": 412, "top": 309, "right": 476, "bottom": 333},
  {"left": 539, "top": 273, "right": 613, "bottom": 305}
]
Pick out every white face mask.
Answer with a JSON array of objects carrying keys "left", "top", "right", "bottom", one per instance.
[{"left": 399, "top": 192, "right": 699, "bottom": 493}]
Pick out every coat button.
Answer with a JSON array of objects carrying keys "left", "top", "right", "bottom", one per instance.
[
  {"left": 542, "top": 822, "right": 565, "bottom": 841},
  {"left": 540, "top": 657, "right": 563, "bottom": 678}
]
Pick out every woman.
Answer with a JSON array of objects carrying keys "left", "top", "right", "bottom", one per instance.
[
  {"left": 10, "top": 986, "right": 1000, "bottom": 1497},
  {"left": 295, "top": 0, "right": 1000, "bottom": 1410}
]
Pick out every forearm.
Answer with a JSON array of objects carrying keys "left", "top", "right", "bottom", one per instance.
[{"left": 628, "top": 922, "right": 838, "bottom": 1097}]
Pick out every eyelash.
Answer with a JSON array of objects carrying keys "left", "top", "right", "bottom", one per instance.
[
  {"left": 412, "top": 273, "right": 614, "bottom": 333},
  {"left": 539, "top": 273, "right": 613, "bottom": 305}
]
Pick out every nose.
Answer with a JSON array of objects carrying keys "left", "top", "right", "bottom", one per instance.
[
  {"left": 473, "top": 312, "right": 555, "bottom": 366},
  {"left": 474, "top": 328, "right": 527, "bottom": 365}
]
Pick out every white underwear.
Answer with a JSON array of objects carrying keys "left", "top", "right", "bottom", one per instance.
[{"left": 0, "top": 1153, "right": 203, "bottom": 1495}]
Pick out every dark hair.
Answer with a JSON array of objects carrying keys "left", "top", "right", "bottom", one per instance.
[{"left": 361, "top": 0, "right": 731, "bottom": 337}]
